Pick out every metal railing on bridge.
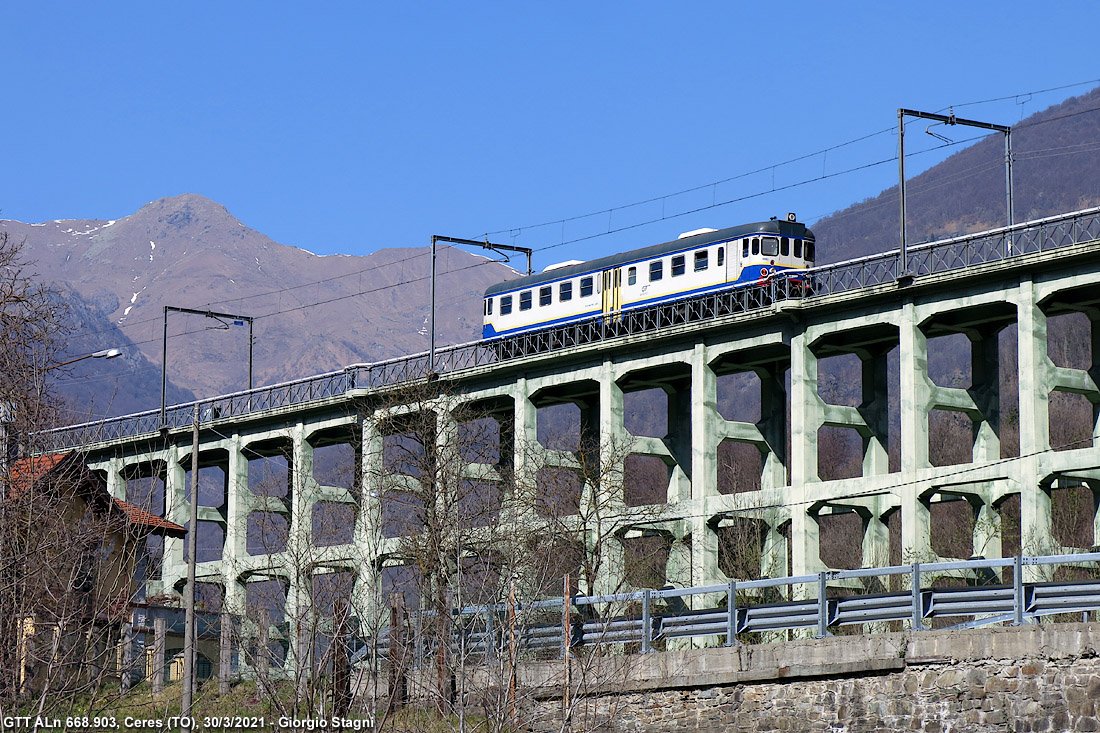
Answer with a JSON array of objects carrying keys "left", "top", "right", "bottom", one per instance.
[
  {"left": 358, "top": 552, "right": 1100, "bottom": 665},
  {"left": 40, "top": 206, "right": 1100, "bottom": 451}
]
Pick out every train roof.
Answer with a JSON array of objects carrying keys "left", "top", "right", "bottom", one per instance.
[{"left": 484, "top": 219, "right": 814, "bottom": 297}]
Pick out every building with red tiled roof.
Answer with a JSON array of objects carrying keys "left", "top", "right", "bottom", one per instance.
[
  {"left": 5, "top": 450, "right": 187, "bottom": 695},
  {"left": 112, "top": 498, "right": 186, "bottom": 537},
  {"left": 5, "top": 452, "right": 184, "bottom": 537}
]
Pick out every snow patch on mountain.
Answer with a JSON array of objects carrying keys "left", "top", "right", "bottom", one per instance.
[{"left": 120, "top": 287, "right": 147, "bottom": 320}]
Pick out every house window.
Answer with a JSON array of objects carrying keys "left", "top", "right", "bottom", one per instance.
[
  {"left": 560, "top": 281, "right": 573, "bottom": 301},
  {"left": 580, "top": 277, "right": 594, "bottom": 297},
  {"left": 539, "top": 286, "right": 552, "bottom": 307},
  {"left": 694, "top": 250, "right": 708, "bottom": 271},
  {"left": 520, "top": 291, "right": 532, "bottom": 311},
  {"left": 671, "top": 255, "right": 685, "bottom": 277},
  {"left": 649, "top": 260, "right": 663, "bottom": 282},
  {"left": 500, "top": 296, "right": 512, "bottom": 315}
]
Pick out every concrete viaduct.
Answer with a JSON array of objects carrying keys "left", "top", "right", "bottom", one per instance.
[{"left": 44, "top": 207, "right": 1100, "bottom": 666}]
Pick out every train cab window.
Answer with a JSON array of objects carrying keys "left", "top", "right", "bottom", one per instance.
[
  {"left": 580, "top": 277, "right": 594, "bottom": 297},
  {"left": 671, "top": 255, "right": 685, "bottom": 277},
  {"left": 805, "top": 241, "right": 816, "bottom": 261},
  {"left": 718, "top": 247, "right": 725, "bottom": 266},
  {"left": 539, "top": 286, "right": 552, "bottom": 307},
  {"left": 560, "top": 281, "right": 573, "bottom": 302},
  {"left": 500, "top": 295, "right": 513, "bottom": 315},
  {"left": 761, "top": 237, "right": 779, "bottom": 257},
  {"left": 520, "top": 291, "right": 532, "bottom": 311},
  {"left": 794, "top": 239, "right": 803, "bottom": 258},
  {"left": 742, "top": 240, "right": 749, "bottom": 258},
  {"left": 751, "top": 238, "right": 759, "bottom": 255},
  {"left": 694, "top": 250, "right": 708, "bottom": 271},
  {"left": 781, "top": 237, "right": 789, "bottom": 256},
  {"left": 649, "top": 260, "right": 663, "bottom": 282},
  {"left": 628, "top": 267, "right": 637, "bottom": 285},
  {"left": 485, "top": 298, "right": 493, "bottom": 316}
]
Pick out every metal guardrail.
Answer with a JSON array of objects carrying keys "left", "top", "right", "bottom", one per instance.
[
  {"left": 40, "top": 206, "right": 1100, "bottom": 452},
  {"left": 358, "top": 553, "right": 1100, "bottom": 664}
]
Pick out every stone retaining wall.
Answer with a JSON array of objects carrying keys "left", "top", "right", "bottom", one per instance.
[{"left": 523, "top": 624, "right": 1100, "bottom": 732}]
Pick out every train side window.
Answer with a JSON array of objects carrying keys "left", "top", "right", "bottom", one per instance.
[
  {"left": 781, "top": 237, "right": 789, "bottom": 256},
  {"left": 794, "top": 239, "right": 803, "bottom": 258},
  {"left": 520, "top": 291, "right": 532, "bottom": 311},
  {"left": 580, "top": 277, "right": 594, "bottom": 297},
  {"left": 500, "top": 295, "right": 512, "bottom": 315},
  {"left": 805, "top": 241, "right": 816, "bottom": 261},
  {"left": 671, "top": 255, "right": 685, "bottom": 277},
  {"left": 485, "top": 298, "right": 493, "bottom": 316},
  {"left": 718, "top": 247, "right": 725, "bottom": 266},
  {"left": 539, "top": 286, "right": 552, "bottom": 307},
  {"left": 560, "top": 281, "right": 573, "bottom": 301},
  {"left": 628, "top": 267, "right": 637, "bottom": 285},
  {"left": 761, "top": 237, "right": 779, "bottom": 256},
  {"left": 751, "top": 238, "right": 759, "bottom": 255},
  {"left": 649, "top": 260, "right": 663, "bottom": 282},
  {"left": 742, "top": 240, "right": 749, "bottom": 258},
  {"left": 694, "top": 250, "right": 708, "bottom": 271}
]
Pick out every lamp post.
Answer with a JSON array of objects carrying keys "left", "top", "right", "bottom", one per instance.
[
  {"left": 0, "top": 349, "right": 123, "bottom": 473},
  {"left": 47, "top": 348, "right": 122, "bottom": 371},
  {"left": 427, "top": 236, "right": 532, "bottom": 373},
  {"left": 182, "top": 404, "right": 199, "bottom": 716}
]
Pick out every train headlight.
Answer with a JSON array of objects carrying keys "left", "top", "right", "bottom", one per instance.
[{"left": 787, "top": 212, "right": 797, "bottom": 222}]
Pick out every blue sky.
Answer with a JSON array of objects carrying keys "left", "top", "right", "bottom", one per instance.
[{"left": 3, "top": 2, "right": 1098, "bottom": 270}]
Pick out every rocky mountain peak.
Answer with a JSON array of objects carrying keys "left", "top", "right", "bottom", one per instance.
[{"left": 130, "top": 194, "right": 245, "bottom": 238}]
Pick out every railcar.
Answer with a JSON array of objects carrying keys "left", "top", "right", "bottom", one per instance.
[{"left": 482, "top": 215, "right": 815, "bottom": 339}]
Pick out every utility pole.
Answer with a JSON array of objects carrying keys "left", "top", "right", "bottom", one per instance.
[
  {"left": 182, "top": 404, "right": 200, "bottom": 715},
  {"left": 427, "top": 236, "right": 533, "bottom": 373},
  {"left": 897, "top": 108, "right": 1012, "bottom": 280}
]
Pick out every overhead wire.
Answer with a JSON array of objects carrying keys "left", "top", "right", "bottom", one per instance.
[{"left": 55, "top": 83, "right": 1100, "bottom": 357}]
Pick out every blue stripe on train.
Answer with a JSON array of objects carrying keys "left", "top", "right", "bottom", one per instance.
[{"left": 482, "top": 265, "right": 800, "bottom": 340}]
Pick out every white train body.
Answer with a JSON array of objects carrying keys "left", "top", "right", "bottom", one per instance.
[{"left": 482, "top": 217, "right": 816, "bottom": 339}]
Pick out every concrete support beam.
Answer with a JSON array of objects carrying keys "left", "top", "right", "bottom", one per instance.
[
  {"left": 1016, "top": 279, "right": 1056, "bottom": 561},
  {"left": 898, "top": 301, "right": 932, "bottom": 562},
  {"left": 790, "top": 331, "right": 820, "bottom": 578}
]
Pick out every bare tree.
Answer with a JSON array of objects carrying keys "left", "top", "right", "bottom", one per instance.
[{"left": 0, "top": 231, "right": 153, "bottom": 719}]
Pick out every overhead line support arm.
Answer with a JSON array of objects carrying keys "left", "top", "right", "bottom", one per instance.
[{"left": 427, "top": 234, "right": 534, "bottom": 376}]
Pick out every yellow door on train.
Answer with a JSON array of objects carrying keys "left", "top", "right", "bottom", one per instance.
[{"left": 601, "top": 268, "right": 623, "bottom": 319}]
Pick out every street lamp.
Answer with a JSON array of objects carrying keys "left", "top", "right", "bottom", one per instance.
[
  {"left": 48, "top": 348, "right": 122, "bottom": 371},
  {"left": 2, "top": 348, "right": 123, "bottom": 471}
]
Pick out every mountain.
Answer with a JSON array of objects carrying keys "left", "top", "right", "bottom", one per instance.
[
  {"left": 813, "top": 87, "right": 1100, "bottom": 262},
  {"left": 1, "top": 194, "right": 518, "bottom": 417}
]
